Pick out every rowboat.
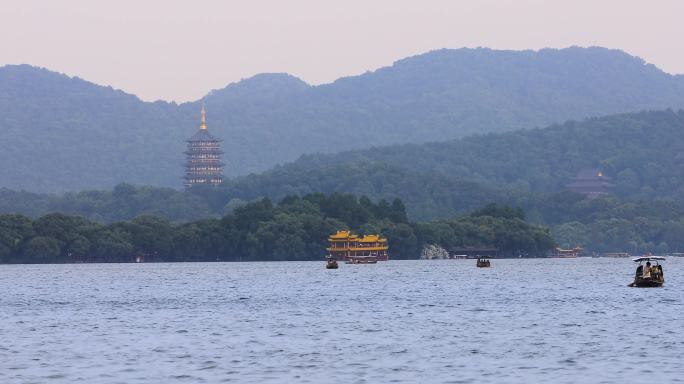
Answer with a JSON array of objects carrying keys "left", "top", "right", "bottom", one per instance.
[{"left": 628, "top": 256, "right": 665, "bottom": 287}]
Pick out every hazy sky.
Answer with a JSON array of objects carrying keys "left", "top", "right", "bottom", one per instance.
[{"left": 2, "top": 0, "right": 683, "bottom": 102}]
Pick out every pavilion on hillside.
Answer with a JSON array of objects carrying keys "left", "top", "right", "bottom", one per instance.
[{"left": 565, "top": 168, "right": 613, "bottom": 198}]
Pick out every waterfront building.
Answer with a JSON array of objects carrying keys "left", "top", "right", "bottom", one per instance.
[
  {"left": 184, "top": 107, "right": 224, "bottom": 188},
  {"left": 566, "top": 168, "right": 613, "bottom": 198},
  {"left": 326, "top": 230, "right": 389, "bottom": 261}
]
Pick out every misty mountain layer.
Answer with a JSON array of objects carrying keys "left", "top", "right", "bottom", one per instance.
[
  {"left": 3, "top": 109, "right": 684, "bottom": 223},
  {"left": 2, "top": 47, "right": 684, "bottom": 192}
]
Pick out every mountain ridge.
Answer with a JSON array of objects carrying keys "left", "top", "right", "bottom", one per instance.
[
  {"left": 223, "top": 109, "right": 684, "bottom": 217},
  {"left": 3, "top": 47, "right": 684, "bottom": 192}
]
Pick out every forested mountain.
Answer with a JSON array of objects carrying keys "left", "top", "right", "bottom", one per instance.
[
  {"left": 269, "top": 109, "right": 684, "bottom": 203},
  {"left": 2, "top": 47, "right": 684, "bottom": 192},
  {"left": 3, "top": 109, "right": 684, "bottom": 219},
  {"left": 5, "top": 109, "right": 684, "bottom": 253}
]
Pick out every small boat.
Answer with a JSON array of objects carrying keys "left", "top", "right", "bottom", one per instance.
[
  {"left": 628, "top": 256, "right": 665, "bottom": 287},
  {"left": 346, "top": 256, "right": 378, "bottom": 264},
  {"left": 605, "top": 252, "right": 630, "bottom": 258},
  {"left": 476, "top": 257, "right": 491, "bottom": 268},
  {"left": 326, "top": 258, "right": 339, "bottom": 269},
  {"left": 550, "top": 246, "right": 583, "bottom": 258}
]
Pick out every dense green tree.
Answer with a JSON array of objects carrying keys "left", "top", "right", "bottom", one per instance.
[
  {"left": 90, "top": 229, "right": 134, "bottom": 261},
  {"left": 315, "top": 193, "right": 371, "bottom": 228},
  {"left": 380, "top": 222, "right": 418, "bottom": 259},
  {"left": 32, "top": 213, "right": 96, "bottom": 256},
  {"left": 21, "top": 236, "right": 61, "bottom": 263},
  {"left": 231, "top": 198, "right": 275, "bottom": 232},
  {"left": 0, "top": 214, "right": 35, "bottom": 263},
  {"left": 0, "top": 196, "right": 557, "bottom": 263},
  {"left": 471, "top": 203, "right": 525, "bottom": 220},
  {"left": 415, "top": 215, "right": 554, "bottom": 257},
  {"left": 552, "top": 222, "right": 589, "bottom": 249},
  {"left": 119, "top": 215, "right": 175, "bottom": 258},
  {"left": 389, "top": 199, "right": 409, "bottom": 223},
  {"left": 69, "top": 235, "right": 91, "bottom": 257}
]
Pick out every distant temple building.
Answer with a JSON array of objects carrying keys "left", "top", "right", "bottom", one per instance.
[
  {"left": 184, "top": 107, "right": 224, "bottom": 188},
  {"left": 566, "top": 168, "right": 613, "bottom": 198}
]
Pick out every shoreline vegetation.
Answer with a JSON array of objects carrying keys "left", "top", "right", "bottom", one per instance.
[
  {"left": 0, "top": 194, "right": 553, "bottom": 264},
  {"left": 3, "top": 183, "right": 684, "bottom": 256},
  {"left": 4, "top": 110, "right": 684, "bottom": 255}
]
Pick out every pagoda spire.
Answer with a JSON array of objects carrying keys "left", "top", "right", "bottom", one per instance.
[{"left": 200, "top": 105, "right": 208, "bottom": 130}]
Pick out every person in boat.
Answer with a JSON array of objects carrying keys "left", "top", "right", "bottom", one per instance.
[
  {"left": 642, "top": 261, "right": 652, "bottom": 279},
  {"left": 652, "top": 263, "right": 662, "bottom": 278}
]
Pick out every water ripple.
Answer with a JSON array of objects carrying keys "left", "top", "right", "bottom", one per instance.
[{"left": 1, "top": 259, "right": 683, "bottom": 383}]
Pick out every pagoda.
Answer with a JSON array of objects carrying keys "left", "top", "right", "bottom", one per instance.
[
  {"left": 565, "top": 168, "right": 613, "bottom": 198},
  {"left": 183, "top": 107, "right": 224, "bottom": 188}
]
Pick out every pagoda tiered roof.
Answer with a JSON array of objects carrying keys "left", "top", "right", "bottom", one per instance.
[
  {"left": 183, "top": 106, "right": 225, "bottom": 188},
  {"left": 187, "top": 129, "right": 222, "bottom": 142},
  {"left": 183, "top": 149, "right": 224, "bottom": 155}
]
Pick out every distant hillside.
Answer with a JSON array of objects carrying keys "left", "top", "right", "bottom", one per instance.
[
  {"left": 252, "top": 109, "right": 684, "bottom": 205},
  {"left": 5, "top": 109, "right": 684, "bottom": 223},
  {"left": 5, "top": 109, "right": 684, "bottom": 254},
  {"left": 2, "top": 47, "right": 684, "bottom": 192}
]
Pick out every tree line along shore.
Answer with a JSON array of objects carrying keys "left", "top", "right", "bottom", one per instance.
[
  {"left": 4, "top": 183, "right": 684, "bottom": 256},
  {"left": 0, "top": 194, "right": 554, "bottom": 264}
]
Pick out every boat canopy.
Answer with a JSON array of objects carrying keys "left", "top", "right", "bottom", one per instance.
[{"left": 632, "top": 256, "right": 666, "bottom": 262}]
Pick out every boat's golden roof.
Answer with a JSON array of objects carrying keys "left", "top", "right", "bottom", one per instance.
[
  {"left": 357, "top": 234, "right": 387, "bottom": 243},
  {"left": 329, "top": 230, "right": 357, "bottom": 239}
]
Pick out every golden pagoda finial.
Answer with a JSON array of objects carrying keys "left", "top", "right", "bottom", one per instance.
[{"left": 200, "top": 105, "right": 207, "bottom": 130}]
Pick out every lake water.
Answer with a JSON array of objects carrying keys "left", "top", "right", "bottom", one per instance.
[{"left": 1, "top": 259, "right": 683, "bottom": 383}]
